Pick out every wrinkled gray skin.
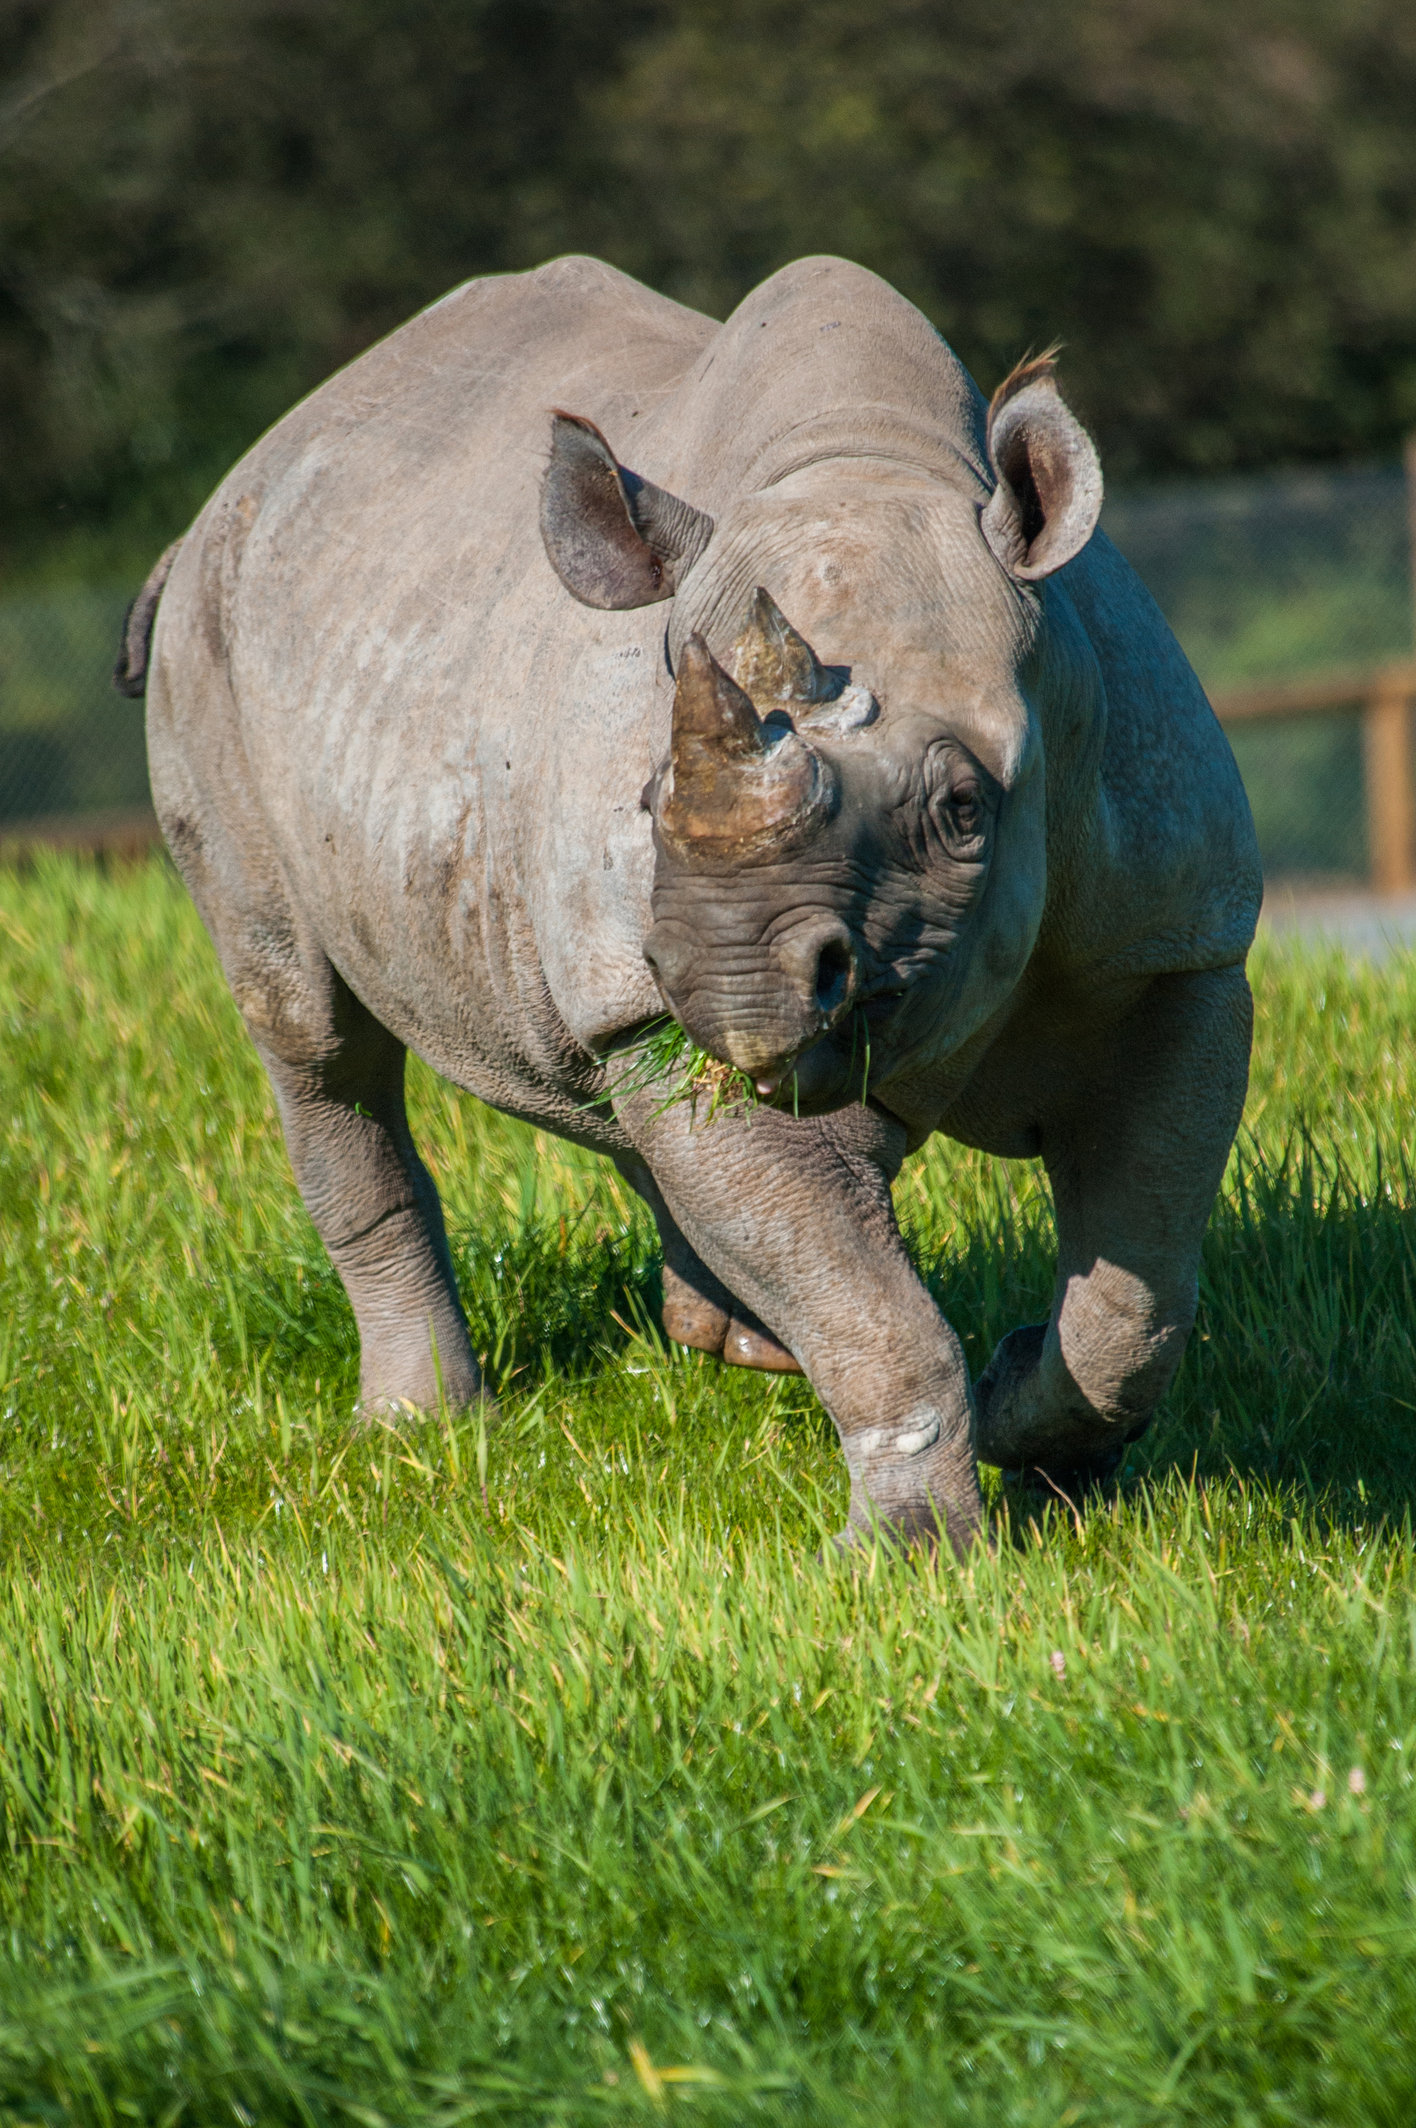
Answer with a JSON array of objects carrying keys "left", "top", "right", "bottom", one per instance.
[{"left": 144, "top": 255, "right": 1260, "bottom": 1553}]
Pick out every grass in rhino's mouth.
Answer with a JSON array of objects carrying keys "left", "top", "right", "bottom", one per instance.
[
  {"left": 609, "top": 1016, "right": 764, "bottom": 1125},
  {"left": 609, "top": 1007, "right": 876, "bottom": 1124}
]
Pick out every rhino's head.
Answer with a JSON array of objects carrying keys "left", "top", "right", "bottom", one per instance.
[{"left": 540, "top": 358, "right": 1104, "bottom": 1115}]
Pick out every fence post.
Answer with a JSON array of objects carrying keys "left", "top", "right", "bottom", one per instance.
[
  {"left": 1364, "top": 678, "right": 1416, "bottom": 894},
  {"left": 1407, "top": 431, "right": 1416, "bottom": 632},
  {"left": 1377, "top": 432, "right": 1416, "bottom": 893}
]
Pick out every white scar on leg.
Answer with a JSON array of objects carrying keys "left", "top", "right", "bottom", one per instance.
[{"left": 853, "top": 1409, "right": 942, "bottom": 1460}]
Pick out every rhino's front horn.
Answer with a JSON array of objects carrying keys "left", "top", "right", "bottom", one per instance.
[{"left": 657, "top": 633, "right": 834, "bottom": 859}]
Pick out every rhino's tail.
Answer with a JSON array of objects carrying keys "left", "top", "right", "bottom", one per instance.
[{"left": 113, "top": 538, "right": 182, "bottom": 699}]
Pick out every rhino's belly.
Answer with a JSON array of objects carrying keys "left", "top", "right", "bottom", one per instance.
[{"left": 930, "top": 969, "right": 1153, "bottom": 1159}]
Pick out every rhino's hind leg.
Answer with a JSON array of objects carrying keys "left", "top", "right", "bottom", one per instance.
[
  {"left": 215, "top": 907, "right": 483, "bottom": 1416},
  {"left": 974, "top": 965, "right": 1252, "bottom": 1493},
  {"left": 256, "top": 995, "right": 485, "bottom": 1417},
  {"left": 615, "top": 1156, "right": 802, "bottom": 1374},
  {"left": 146, "top": 582, "right": 484, "bottom": 1420}
]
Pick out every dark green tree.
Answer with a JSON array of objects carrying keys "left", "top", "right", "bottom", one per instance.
[
  {"left": 0, "top": 0, "right": 1413, "bottom": 575},
  {"left": 587, "top": 0, "right": 1416, "bottom": 475}
]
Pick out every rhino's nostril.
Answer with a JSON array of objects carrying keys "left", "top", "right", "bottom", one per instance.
[
  {"left": 642, "top": 927, "right": 692, "bottom": 997},
  {"left": 813, "top": 935, "right": 854, "bottom": 1017}
]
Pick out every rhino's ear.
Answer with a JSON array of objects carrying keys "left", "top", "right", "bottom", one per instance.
[
  {"left": 540, "top": 412, "right": 714, "bottom": 609},
  {"left": 980, "top": 354, "right": 1102, "bottom": 582}
]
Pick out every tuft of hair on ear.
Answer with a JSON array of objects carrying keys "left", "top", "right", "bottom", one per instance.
[{"left": 989, "top": 343, "right": 1064, "bottom": 419}]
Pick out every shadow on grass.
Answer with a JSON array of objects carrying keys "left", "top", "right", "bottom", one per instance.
[
  {"left": 224, "top": 1207, "right": 663, "bottom": 1401},
  {"left": 453, "top": 1209, "right": 661, "bottom": 1390},
  {"left": 1150, "top": 1131, "right": 1416, "bottom": 1527},
  {"left": 221, "top": 1126, "right": 1416, "bottom": 1531},
  {"left": 903, "top": 1127, "right": 1416, "bottom": 1533}
]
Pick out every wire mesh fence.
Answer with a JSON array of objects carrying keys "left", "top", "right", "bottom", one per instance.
[
  {"left": 1103, "top": 459, "right": 1414, "bottom": 887},
  {"left": 0, "top": 588, "right": 147, "bottom": 830},
  {"left": 1, "top": 455, "right": 1413, "bottom": 881}
]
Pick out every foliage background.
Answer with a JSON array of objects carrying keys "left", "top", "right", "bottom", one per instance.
[{"left": 2, "top": 0, "right": 1415, "bottom": 581}]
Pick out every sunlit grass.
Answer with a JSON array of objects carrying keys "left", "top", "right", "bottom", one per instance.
[
  {"left": 2, "top": 853, "right": 1415, "bottom": 2123},
  {"left": 606, "top": 1013, "right": 762, "bottom": 1125}
]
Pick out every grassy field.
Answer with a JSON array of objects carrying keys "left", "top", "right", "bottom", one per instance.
[{"left": 2, "top": 854, "right": 1416, "bottom": 2124}]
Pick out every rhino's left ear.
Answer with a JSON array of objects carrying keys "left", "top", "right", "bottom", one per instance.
[
  {"left": 540, "top": 411, "right": 714, "bottom": 609},
  {"left": 980, "top": 354, "right": 1103, "bottom": 583}
]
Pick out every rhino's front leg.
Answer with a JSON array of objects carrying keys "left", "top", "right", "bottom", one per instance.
[
  {"left": 974, "top": 964, "right": 1252, "bottom": 1490},
  {"left": 615, "top": 1091, "right": 982, "bottom": 1552},
  {"left": 613, "top": 1154, "right": 803, "bottom": 1373}
]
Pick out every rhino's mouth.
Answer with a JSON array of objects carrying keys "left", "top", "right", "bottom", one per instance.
[
  {"left": 859, "top": 982, "right": 908, "bottom": 1030},
  {"left": 749, "top": 980, "right": 909, "bottom": 1108}
]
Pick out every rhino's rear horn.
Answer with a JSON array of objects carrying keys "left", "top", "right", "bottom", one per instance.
[
  {"left": 727, "top": 587, "right": 836, "bottom": 706},
  {"left": 540, "top": 412, "right": 714, "bottom": 610}
]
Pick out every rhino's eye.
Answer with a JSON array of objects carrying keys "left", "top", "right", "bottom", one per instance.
[{"left": 931, "top": 778, "right": 987, "bottom": 850}]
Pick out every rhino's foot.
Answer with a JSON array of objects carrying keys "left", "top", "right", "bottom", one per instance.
[
  {"left": 722, "top": 1317, "right": 802, "bottom": 1373},
  {"left": 828, "top": 1496, "right": 988, "bottom": 1563},
  {"left": 356, "top": 1384, "right": 495, "bottom": 1431},
  {"left": 974, "top": 1321, "right": 1148, "bottom": 1502},
  {"left": 661, "top": 1265, "right": 801, "bottom": 1373},
  {"left": 660, "top": 1275, "right": 729, "bottom": 1356},
  {"left": 353, "top": 1334, "right": 490, "bottom": 1426}
]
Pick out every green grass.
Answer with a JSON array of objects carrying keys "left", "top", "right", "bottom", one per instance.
[
  {"left": 606, "top": 1016, "right": 762, "bottom": 1125},
  {"left": 3, "top": 853, "right": 1416, "bottom": 2124}
]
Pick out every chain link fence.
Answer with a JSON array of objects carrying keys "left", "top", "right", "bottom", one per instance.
[
  {"left": 0, "top": 587, "right": 148, "bottom": 835},
  {"left": 2, "top": 457, "right": 1413, "bottom": 879},
  {"left": 1104, "top": 460, "right": 1414, "bottom": 885}
]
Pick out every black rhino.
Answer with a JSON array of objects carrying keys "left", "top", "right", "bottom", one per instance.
[{"left": 121, "top": 255, "right": 1260, "bottom": 1552}]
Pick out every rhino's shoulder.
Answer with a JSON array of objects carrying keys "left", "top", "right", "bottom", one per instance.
[{"left": 1048, "top": 529, "right": 1262, "bottom": 980}]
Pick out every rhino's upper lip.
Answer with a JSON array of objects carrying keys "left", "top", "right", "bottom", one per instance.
[
  {"left": 752, "top": 984, "right": 907, "bottom": 1099},
  {"left": 859, "top": 983, "right": 905, "bottom": 1027}
]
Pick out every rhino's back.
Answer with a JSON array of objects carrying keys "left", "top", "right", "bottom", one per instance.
[
  {"left": 216, "top": 253, "right": 712, "bottom": 726},
  {"left": 151, "top": 258, "right": 714, "bottom": 1115},
  {"left": 236, "top": 253, "right": 711, "bottom": 502}
]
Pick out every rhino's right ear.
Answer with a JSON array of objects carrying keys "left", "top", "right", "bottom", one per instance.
[
  {"left": 980, "top": 354, "right": 1102, "bottom": 582},
  {"left": 540, "top": 412, "right": 714, "bottom": 610}
]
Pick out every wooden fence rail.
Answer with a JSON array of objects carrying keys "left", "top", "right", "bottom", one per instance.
[
  {"left": 1211, "top": 660, "right": 1416, "bottom": 895},
  {"left": 1208, "top": 430, "right": 1416, "bottom": 895}
]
